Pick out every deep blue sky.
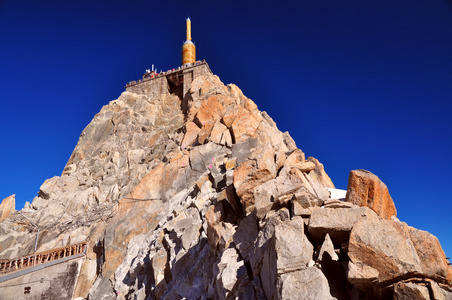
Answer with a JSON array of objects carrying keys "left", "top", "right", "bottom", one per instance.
[{"left": 1, "top": 0, "right": 451, "bottom": 258}]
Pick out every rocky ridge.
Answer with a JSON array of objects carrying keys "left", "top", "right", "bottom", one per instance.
[{"left": 0, "top": 71, "right": 451, "bottom": 299}]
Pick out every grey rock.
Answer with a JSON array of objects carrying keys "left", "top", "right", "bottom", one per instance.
[
  {"left": 161, "top": 242, "right": 213, "bottom": 300},
  {"left": 323, "top": 199, "right": 354, "bottom": 208},
  {"left": 189, "top": 142, "right": 227, "bottom": 173},
  {"left": 38, "top": 176, "right": 59, "bottom": 200},
  {"left": 277, "top": 267, "right": 335, "bottom": 300},
  {"left": 254, "top": 171, "right": 302, "bottom": 219},
  {"left": 282, "top": 131, "right": 297, "bottom": 152},
  {"left": 318, "top": 233, "right": 338, "bottom": 262},
  {"left": 293, "top": 188, "right": 323, "bottom": 208},
  {"left": 233, "top": 211, "right": 259, "bottom": 261},
  {"left": 308, "top": 206, "right": 380, "bottom": 243},
  {"left": 275, "top": 218, "right": 314, "bottom": 273},
  {"left": 88, "top": 276, "right": 116, "bottom": 300},
  {"left": 231, "top": 138, "right": 257, "bottom": 166},
  {"left": 305, "top": 172, "right": 330, "bottom": 200},
  {"left": 214, "top": 247, "right": 248, "bottom": 299},
  {"left": 348, "top": 219, "right": 423, "bottom": 288},
  {"left": 63, "top": 163, "right": 77, "bottom": 176}
]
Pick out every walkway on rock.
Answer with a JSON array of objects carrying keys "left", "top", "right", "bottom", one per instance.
[{"left": 0, "top": 242, "right": 87, "bottom": 282}]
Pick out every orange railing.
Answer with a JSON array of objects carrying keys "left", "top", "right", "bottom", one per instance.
[{"left": 0, "top": 242, "right": 87, "bottom": 274}]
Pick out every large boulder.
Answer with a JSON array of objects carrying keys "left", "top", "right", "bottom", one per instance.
[
  {"left": 233, "top": 160, "right": 274, "bottom": 214},
  {"left": 308, "top": 204, "right": 380, "bottom": 243},
  {"left": 194, "top": 95, "right": 225, "bottom": 127},
  {"left": 181, "top": 121, "right": 200, "bottom": 149},
  {"left": 277, "top": 267, "right": 335, "bottom": 300},
  {"left": 0, "top": 195, "right": 15, "bottom": 222},
  {"left": 228, "top": 105, "right": 261, "bottom": 143},
  {"left": 348, "top": 219, "right": 421, "bottom": 287},
  {"left": 254, "top": 171, "right": 303, "bottom": 218},
  {"left": 345, "top": 169, "right": 397, "bottom": 220},
  {"left": 348, "top": 218, "right": 452, "bottom": 295},
  {"left": 407, "top": 226, "right": 452, "bottom": 286},
  {"left": 274, "top": 217, "right": 314, "bottom": 274}
]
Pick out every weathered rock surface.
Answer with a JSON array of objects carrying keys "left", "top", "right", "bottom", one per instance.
[
  {"left": 308, "top": 204, "right": 380, "bottom": 243},
  {"left": 0, "top": 69, "right": 450, "bottom": 300},
  {"left": 319, "top": 233, "right": 338, "bottom": 262},
  {"left": 345, "top": 169, "right": 397, "bottom": 220},
  {"left": 348, "top": 220, "right": 422, "bottom": 286},
  {"left": 393, "top": 281, "right": 430, "bottom": 300},
  {"left": 348, "top": 218, "right": 452, "bottom": 298},
  {"left": 278, "top": 267, "right": 335, "bottom": 300},
  {"left": 0, "top": 195, "right": 15, "bottom": 223}
]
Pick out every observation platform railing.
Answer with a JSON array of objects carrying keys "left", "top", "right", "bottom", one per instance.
[
  {"left": 125, "top": 59, "right": 209, "bottom": 88},
  {"left": 0, "top": 242, "right": 87, "bottom": 275}
]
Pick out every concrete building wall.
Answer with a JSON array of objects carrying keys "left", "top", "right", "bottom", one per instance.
[
  {"left": 0, "top": 256, "right": 84, "bottom": 300},
  {"left": 125, "top": 76, "right": 168, "bottom": 95},
  {"left": 126, "top": 61, "right": 212, "bottom": 99}
]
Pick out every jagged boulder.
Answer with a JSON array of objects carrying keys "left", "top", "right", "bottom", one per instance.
[
  {"left": 278, "top": 267, "right": 335, "bottom": 300},
  {"left": 345, "top": 169, "right": 397, "bottom": 220},
  {"left": 0, "top": 195, "right": 15, "bottom": 223},
  {"left": 393, "top": 281, "right": 430, "bottom": 300},
  {"left": 308, "top": 204, "right": 380, "bottom": 243},
  {"left": 348, "top": 218, "right": 452, "bottom": 297}
]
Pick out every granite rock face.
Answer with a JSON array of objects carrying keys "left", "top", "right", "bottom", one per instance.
[
  {"left": 0, "top": 195, "right": 15, "bottom": 223},
  {"left": 345, "top": 169, "right": 397, "bottom": 220},
  {"left": 0, "top": 71, "right": 451, "bottom": 300}
]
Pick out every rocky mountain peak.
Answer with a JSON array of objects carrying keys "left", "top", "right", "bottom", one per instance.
[{"left": 0, "top": 64, "right": 451, "bottom": 299}]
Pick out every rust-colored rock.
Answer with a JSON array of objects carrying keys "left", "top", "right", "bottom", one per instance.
[
  {"left": 222, "top": 105, "right": 246, "bottom": 128},
  {"left": 181, "top": 121, "right": 200, "bottom": 149},
  {"left": 168, "top": 151, "right": 189, "bottom": 169},
  {"left": 233, "top": 160, "right": 273, "bottom": 214},
  {"left": 194, "top": 95, "right": 224, "bottom": 126},
  {"left": 231, "top": 107, "right": 260, "bottom": 143},
  {"left": 101, "top": 161, "right": 198, "bottom": 279},
  {"left": 407, "top": 226, "right": 452, "bottom": 286},
  {"left": 210, "top": 120, "right": 228, "bottom": 145},
  {"left": 197, "top": 120, "right": 215, "bottom": 144},
  {"left": 345, "top": 169, "right": 397, "bottom": 220},
  {"left": 255, "top": 144, "right": 278, "bottom": 178},
  {"left": 0, "top": 194, "right": 15, "bottom": 223}
]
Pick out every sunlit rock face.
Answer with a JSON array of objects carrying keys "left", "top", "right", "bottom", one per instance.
[
  {"left": 0, "top": 69, "right": 451, "bottom": 300},
  {"left": 345, "top": 169, "right": 397, "bottom": 220}
]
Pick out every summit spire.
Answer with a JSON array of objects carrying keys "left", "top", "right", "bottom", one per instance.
[
  {"left": 186, "top": 17, "right": 192, "bottom": 41},
  {"left": 182, "top": 17, "right": 196, "bottom": 65}
]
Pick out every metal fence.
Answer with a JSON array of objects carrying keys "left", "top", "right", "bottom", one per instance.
[{"left": 0, "top": 242, "right": 87, "bottom": 274}]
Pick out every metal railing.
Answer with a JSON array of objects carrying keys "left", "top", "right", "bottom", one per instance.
[
  {"left": 0, "top": 242, "right": 87, "bottom": 275},
  {"left": 125, "top": 59, "right": 209, "bottom": 88}
]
